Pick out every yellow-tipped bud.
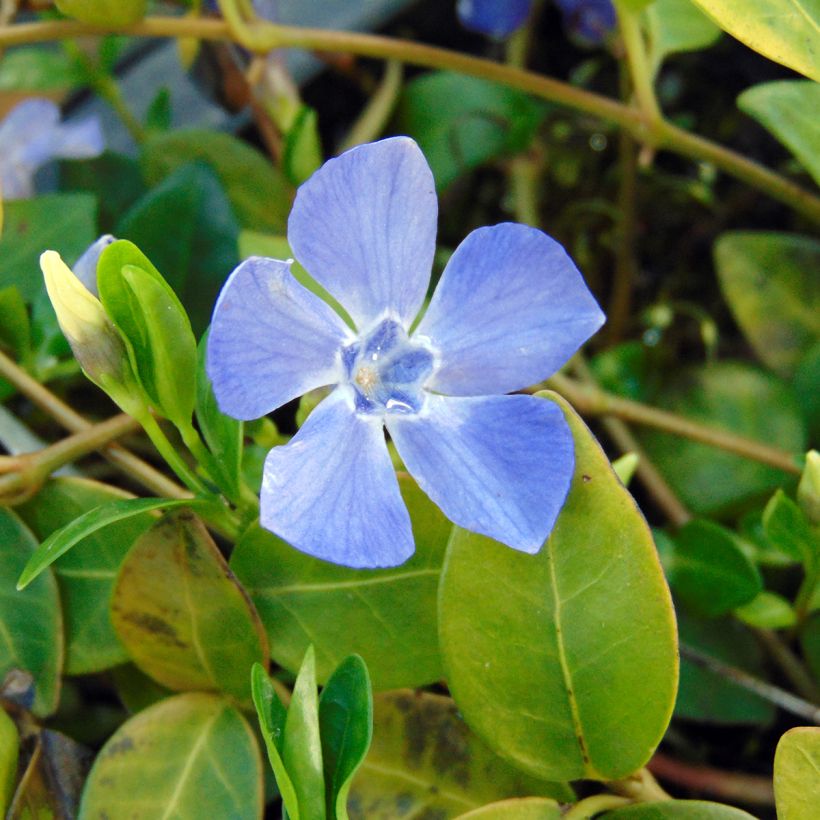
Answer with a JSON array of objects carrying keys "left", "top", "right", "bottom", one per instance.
[{"left": 40, "top": 250, "right": 147, "bottom": 418}]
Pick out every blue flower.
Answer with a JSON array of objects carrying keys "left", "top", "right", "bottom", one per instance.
[
  {"left": 0, "top": 99, "right": 104, "bottom": 201},
  {"left": 207, "top": 137, "right": 604, "bottom": 568},
  {"left": 457, "top": 0, "right": 616, "bottom": 44}
]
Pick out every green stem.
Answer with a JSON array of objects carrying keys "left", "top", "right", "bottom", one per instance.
[
  {"left": 547, "top": 371, "right": 802, "bottom": 475},
  {"left": 0, "top": 349, "right": 187, "bottom": 498},
  {"left": 137, "top": 413, "right": 210, "bottom": 496},
  {"left": 614, "top": 2, "right": 662, "bottom": 131},
  {"left": 564, "top": 794, "right": 632, "bottom": 819},
  {"left": 2, "top": 17, "right": 819, "bottom": 222},
  {"left": 340, "top": 59, "right": 403, "bottom": 151},
  {"left": 753, "top": 627, "right": 820, "bottom": 705}
]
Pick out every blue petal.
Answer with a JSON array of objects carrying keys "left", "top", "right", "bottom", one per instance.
[
  {"left": 261, "top": 390, "right": 414, "bottom": 568},
  {"left": 49, "top": 115, "right": 105, "bottom": 161},
  {"left": 287, "top": 137, "right": 437, "bottom": 330},
  {"left": 415, "top": 223, "right": 604, "bottom": 395},
  {"left": 457, "top": 0, "right": 532, "bottom": 37},
  {"left": 207, "top": 256, "right": 352, "bottom": 420},
  {"left": 555, "top": 0, "right": 616, "bottom": 44},
  {"left": 73, "top": 235, "right": 115, "bottom": 296},
  {"left": 386, "top": 393, "right": 574, "bottom": 552},
  {"left": 0, "top": 99, "right": 61, "bottom": 199}
]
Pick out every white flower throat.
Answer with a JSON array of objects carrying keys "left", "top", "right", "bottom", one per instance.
[{"left": 342, "top": 318, "right": 436, "bottom": 415}]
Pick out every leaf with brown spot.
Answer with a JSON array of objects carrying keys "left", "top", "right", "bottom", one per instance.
[
  {"left": 111, "top": 510, "right": 268, "bottom": 704},
  {"left": 347, "top": 691, "right": 572, "bottom": 820}
]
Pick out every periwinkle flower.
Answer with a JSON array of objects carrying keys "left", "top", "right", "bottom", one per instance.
[
  {"left": 207, "top": 137, "right": 604, "bottom": 569},
  {"left": 0, "top": 99, "right": 104, "bottom": 201}
]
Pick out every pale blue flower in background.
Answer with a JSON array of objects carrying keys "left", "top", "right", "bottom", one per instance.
[
  {"left": 207, "top": 137, "right": 604, "bottom": 569},
  {"left": 0, "top": 99, "right": 104, "bottom": 200}
]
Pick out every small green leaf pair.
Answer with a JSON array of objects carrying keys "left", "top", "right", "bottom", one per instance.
[{"left": 252, "top": 650, "right": 373, "bottom": 820}]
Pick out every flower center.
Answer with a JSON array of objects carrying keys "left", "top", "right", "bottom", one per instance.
[{"left": 342, "top": 318, "right": 435, "bottom": 415}]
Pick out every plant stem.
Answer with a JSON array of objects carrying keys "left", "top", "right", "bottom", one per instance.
[
  {"left": 680, "top": 642, "right": 820, "bottom": 722},
  {"left": 340, "top": 59, "right": 403, "bottom": 151},
  {"left": 0, "top": 413, "right": 139, "bottom": 503},
  {"left": 0, "top": 349, "right": 188, "bottom": 499},
  {"left": 547, "top": 372, "right": 801, "bottom": 475},
  {"left": 609, "top": 767, "right": 672, "bottom": 802},
  {"left": 649, "top": 753, "right": 775, "bottom": 806},
  {"left": 614, "top": 2, "right": 662, "bottom": 129},
  {"left": 2, "top": 17, "right": 820, "bottom": 222},
  {"left": 753, "top": 627, "right": 820, "bottom": 705},
  {"left": 564, "top": 794, "right": 632, "bottom": 819},
  {"left": 138, "top": 413, "right": 210, "bottom": 496}
]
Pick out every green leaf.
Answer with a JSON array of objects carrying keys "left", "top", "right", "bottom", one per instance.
[
  {"left": 111, "top": 663, "right": 172, "bottom": 714},
  {"left": 283, "top": 105, "right": 323, "bottom": 186},
  {"left": 0, "top": 707, "right": 19, "bottom": 815},
  {"left": 0, "top": 46, "right": 86, "bottom": 91},
  {"left": 738, "top": 80, "right": 820, "bottom": 186},
  {"left": 605, "top": 800, "right": 758, "bottom": 818},
  {"left": 645, "top": 0, "right": 722, "bottom": 77},
  {"left": 763, "top": 489, "right": 818, "bottom": 568},
  {"left": 715, "top": 233, "right": 820, "bottom": 377},
  {"left": 231, "top": 475, "right": 451, "bottom": 689},
  {"left": 349, "top": 691, "right": 573, "bottom": 819},
  {"left": 78, "top": 692, "right": 263, "bottom": 819},
  {"left": 800, "top": 611, "right": 820, "bottom": 680},
  {"left": 283, "top": 646, "right": 326, "bottom": 820},
  {"left": 97, "top": 239, "right": 197, "bottom": 429},
  {"left": 396, "top": 71, "right": 546, "bottom": 189},
  {"left": 0, "top": 194, "right": 97, "bottom": 301},
  {"left": 693, "top": 0, "right": 820, "bottom": 79},
  {"left": 0, "top": 507, "right": 63, "bottom": 716},
  {"left": 16, "top": 478, "right": 157, "bottom": 675},
  {"left": 735, "top": 591, "right": 797, "bottom": 629},
  {"left": 664, "top": 519, "right": 762, "bottom": 617},
  {"left": 56, "top": 0, "right": 147, "bottom": 25},
  {"left": 0, "top": 286, "right": 31, "bottom": 359},
  {"left": 774, "top": 726, "right": 820, "bottom": 819},
  {"left": 456, "top": 798, "right": 561, "bottom": 819},
  {"left": 675, "top": 609, "right": 775, "bottom": 725},
  {"left": 439, "top": 391, "right": 678, "bottom": 782},
  {"left": 111, "top": 510, "right": 268, "bottom": 704},
  {"left": 196, "top": 332, "right": 243, "bottom": 502},
  {"left": 141, "top": 129, "right": 294, "bottom": 232},
  {"left": 252, "top": 663, "right": 301, "bottom": 819},
  {"left": 640, "top": 362, "right": 807, "bottom": 514},
  {"left": 16, "top": 496, "right": 193, "bottom": 590},
  {"left": 319, "top": 655, "right": 373, "bottom": 820},
  {"left": 116, "top": 162, "right": 240, "bottom": 334}
]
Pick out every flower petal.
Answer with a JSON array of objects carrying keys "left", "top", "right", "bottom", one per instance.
[
  {"left": 0, "top": 99, "right": 61, "bottom": 199},
  {"left": 261, "top": 390, "right": 414, "bottom": 568},
  {"left": 73, "top": 235, "right": 115, "bottom": 296},
  {"left": 415, "top": 223, "right": 604, "bottom": 395},
  {"left": 387, "top": 393, "right": 574, "bottom": 552},
  {"left": 287, "top": 137, "right": 437, "bottom": 330},
  {"left": 50, "top": 115, "right": 105, "bottom": 161},
  {"left": 457, "top": 0, "right": 532, "bottom": 37},
  {"left": 207, "top": 256, "right": 351, "bottom": 420}
]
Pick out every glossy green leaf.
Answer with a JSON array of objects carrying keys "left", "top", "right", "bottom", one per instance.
[
  {"left": 0, "top": 286, "right": 30, "bottom": 359},
  {"left": 646, "top": 0, "right": 722, "bottom": 76},
  {"left": 111, "top": 510, "right": 268, "bottom": 704},
  {"left": 689, "top": 0, "right": 820, "bottom": 80},
  {"left": 16, "top": 478, "right": 156, "bottom": 675},
  {"left": 0, "top": 46, "right": 86, "bottom": 91},
  {"left": 734, "top": 591, "right": 797, "bottom": 629},
  {"left": 397, "top": 71, "right": 546, "bottom": 189},
  {"left": 319, "top": 655, "right": 373, "bottom": 820},
  {"left": 763, "top": 489, "right": 818, "bottom": 568},
  {"left": 97, "top": 239, "right": 197, "bottom": 429},
  {"left": 349, "top": 691, "right": 573, "bottom": 819},
  {"left": 675, "top": 610, "right": 775, "bottom": 725},
  {"left": 605, "top": 800, "right": 757, "bottom": 818},
  {"left": 640, "top": 362, "right": 806, "bottom": 514},
  {"left": 0, "top": 707, "right": 19, "bottom": 814},
  {"left": 0, "top": 508, "right": 62, "bottom": 716},
  {"left": 773, "top": 726, "right": 820, "bottom": 819},
  {"left": 116, "top": 162, "right": 240, "bottom": 334},
  {"left": 664, "top": 519, "right": 762, "bottom": 617},
  {"left": 142, "top": 129, "right": 293, "bottom": 232},
  {"left": 283, "top": 105, "right": 323, "bottom": 186},
  {"left": 439, "top": 392, "right": 678, "bottom": 782},
  {"left": 231, "top": 475, "right": 451, "bottom": 689},
  {"left": 78, "top": 692, "right": 263, "bottom": 819},
  {"left": 0, "top": 194, "right": 96, "bottom": 301},
  {"left": 195, "top": 332, "right": 243, "bottom": 502},
  {"left": 738, "top": 80, "right": 820, "bottom": 186},
  {"left": 251, "top": 663, "right": 301, "bottom": 819},
  {"left": 111, "top": 663, "right": 172, "bottom": 714},
  {"left": 456, "top": 798, "right": 561, "bottom": 819},
  {"left": 715, "top": 233, "right": 820, "bottom": 377},
  {"left": 16, "top": 496, "right": 193, "bottom": 590},
  {"left": 284, "top": 646, "right": 326, "bottom": 820},
  {"left": 56, "top": 0, "right": 147, "bottom": 25}
]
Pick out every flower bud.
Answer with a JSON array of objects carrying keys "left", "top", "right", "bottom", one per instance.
[
  {"left": 41, "top": 250, "right": 147, "bottom": 418},
  {"left": 798, "top": 450, "right": 820, "bottom": 525}
]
